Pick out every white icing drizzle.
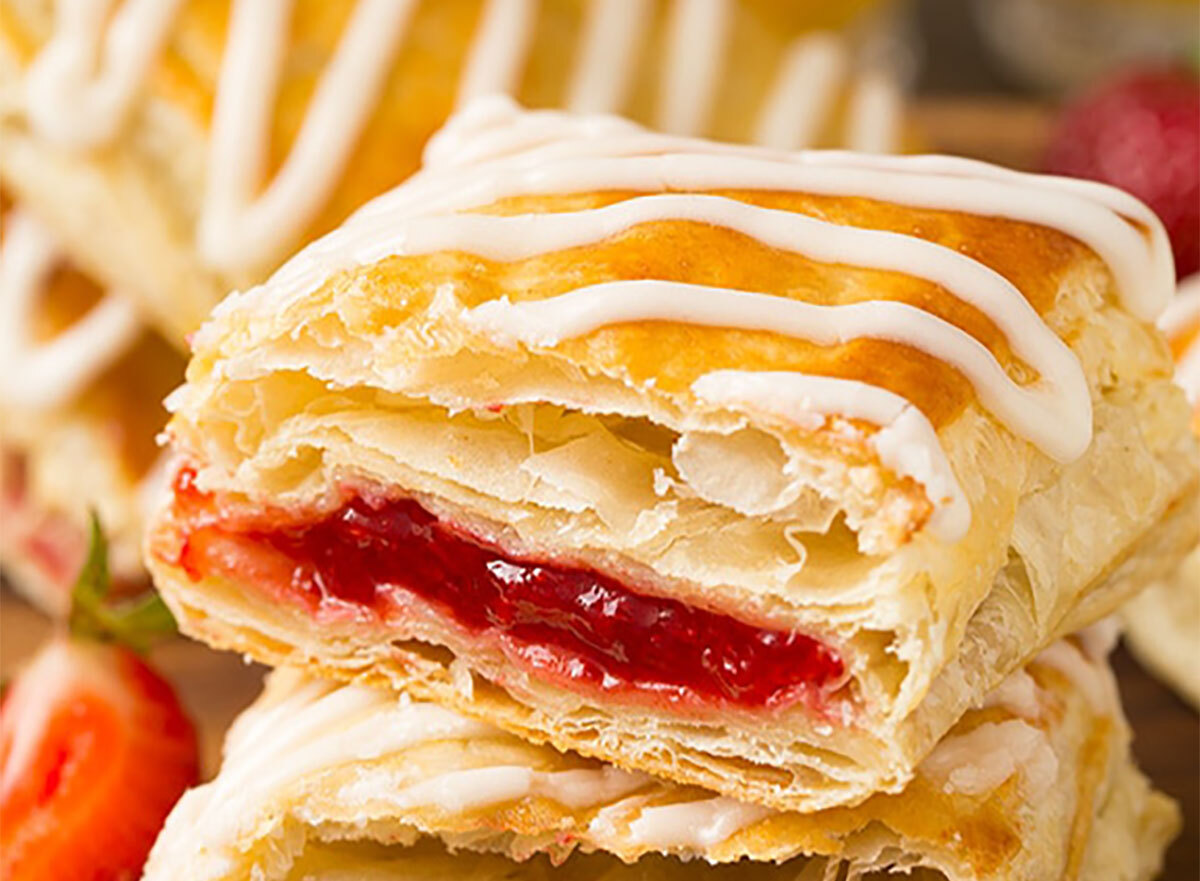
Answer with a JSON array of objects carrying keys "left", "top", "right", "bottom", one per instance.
[
  {"left": 186, "top": 679, "right": 495, "bottom": 846},
  {"left": 197, "top": 0, "right": 416, "bottom": 273},
  {"left": 455, "top": 0, "right": 539, "bottom": 108},
  {"left": 920, "top": 719, "right": 1058, "bottom": 799},
  {"left": 844, "top": 68, "right": 902, "bottom": 154},
  {"left": 340, "top": 763, "right": 647, "bottom": 814},
  {"left": 980, "top": 668, "right": 1041, "bottom": 721},
  {"left": 449, "top": 196, "right": 1089, "bottom": 460},
  {"left": 567, "top": 0, "right": 653, "bottom": 114},
  {"left": 178, "top": 674, "right": 656, "bottom": 859},
  {"left": 171, "top": 659, "right": 1085, "bottom": 861},
  {"left": 23, "top": 0, "right": 184, "bottom": 147},
  {"left": 656, "top": 0, "right": 731, "bottom": 135},
  {"left": 321, "top": 101, "right": 1169, "bottom": 322},
  {"left": 619, "top": 796, "right": 772, "bottom": 850},
  {"left": 1160, "top": 274, "right": 1200, "bottom": 405},
  {"left": 0, "top": 210, "right": 141, "bottom": 411},
  {"left": 797, "top": 150, "right": 1174, "bottom": 319},
  {"left": 24, "top": 2, "right": 906, "bottom": 280},
  {"left": 754, "top": 32, "right": 848, "bottom": 150}
]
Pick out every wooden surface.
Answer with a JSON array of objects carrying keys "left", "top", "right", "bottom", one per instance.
[{"left": 0, "top": 97, "right": 1196, "bottom": 879}]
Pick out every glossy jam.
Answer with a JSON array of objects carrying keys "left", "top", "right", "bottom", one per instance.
[{"left": 170, "top": 474, "right": 844, "bottom": 710}]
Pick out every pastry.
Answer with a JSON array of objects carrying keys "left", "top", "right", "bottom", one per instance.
[
  {"left": 143, "top": 627, "right": 1179, "bottom": 881},
  {"left": 146, "top": 101, "right": 1200, "bottom": 811},
  {"left": 1122, "top": 273, "right": 1200, "bottom": 708},
  {"left": 0, "top": 0, "right": 909, "bottom": 346},
  {"left": 0, "top": 195, "right": 184, "bottom": 612}
]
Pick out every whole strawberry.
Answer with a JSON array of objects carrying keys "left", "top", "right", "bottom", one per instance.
[{"left": 1044, "top": 66, "right": 1200, "bottom": 279}]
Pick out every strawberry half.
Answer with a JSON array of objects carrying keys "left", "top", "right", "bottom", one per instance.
[{"left": 0, "top": 517, "right": 197, "bottom": 881}]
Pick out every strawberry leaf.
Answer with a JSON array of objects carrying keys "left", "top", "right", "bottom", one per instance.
[{"left": 69, "top": 512, "right": 176, "bottom": 653}]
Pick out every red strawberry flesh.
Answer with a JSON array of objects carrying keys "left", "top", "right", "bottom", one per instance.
[{"left": 0, "top": 639, "right": 198, "bottom": 881}]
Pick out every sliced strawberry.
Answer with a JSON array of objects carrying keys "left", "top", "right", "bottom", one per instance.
[
  {"left": 1, "top": 516, "right": 195, "bottom": 881},
  {"left": 0, "top": 639, "right": 198, "bottom": 881}
]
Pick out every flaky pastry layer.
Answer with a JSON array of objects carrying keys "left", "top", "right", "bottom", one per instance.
[{"left": 144, "top": 630, "right": 1178, "bottom": 881}]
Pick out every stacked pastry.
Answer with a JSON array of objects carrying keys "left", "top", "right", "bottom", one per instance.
[
  {"left": 0, "top": 0, "right": 907, "bottom": 613},
  {"left": 142, "top": 100, "right": 1195, "bottom": 879}
]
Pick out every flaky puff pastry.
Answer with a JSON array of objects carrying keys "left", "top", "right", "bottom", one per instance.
[
  {"left": 147, "top": 103, "right": 1199, "bottom": 812},
  {"left": 0, "top": 0, "right": 906, "bottom": 347},
  {"left": 1122, "top": 276, "right": 1200, "bottom": 709},
  {"left": 0, "top": 197, "right": 183, "bottom": 613},
  {"left": 143, "top": 628, "right": 1177, "bottom": 881}
]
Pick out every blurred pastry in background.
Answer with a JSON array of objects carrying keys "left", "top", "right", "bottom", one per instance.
[
  {"left": 144, "top": 634, "right": 1178, "bottom": 881},
  {"left": 0, "top": 0, "right": 915, "bottom": 349},
  {"left": 0, "top": 195, "right": 184, "bottom": 614},
  {"left": 1122, "top": 276, "right": 1200, "bottom": 709}
]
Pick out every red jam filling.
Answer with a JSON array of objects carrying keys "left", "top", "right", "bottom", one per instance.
[{"left": 168, "top": 470, "right": 844, "bottom": 711}]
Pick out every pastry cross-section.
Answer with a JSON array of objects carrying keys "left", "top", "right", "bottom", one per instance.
[{"left": 147, "top": 101, "right": 1200, "bottom": 811}]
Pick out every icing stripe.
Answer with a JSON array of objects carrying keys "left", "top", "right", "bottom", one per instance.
[
  {"left": 372, "top": 112, "right": 1168, "bottom": 322},
  {"left": 0, "top": 211, "right": 141, "bottom": 411},
  {"left": 24, "top": 0, "right": 184, "bottom": 147},
  {"left": 207, "top": 101, "right": 1172, "bottom": 541},
  {"left": 197, "top": 0, "right": 416, "bottom": 273},
  {"left": 455, "top": 0, "right": 539, "bottom": 108},
  {"left": 463, "top": 276, "right": 1086, "bottom": 463},
  {"left": 621, "top": 796, "right": 772, "bottom": 849},
  {"left": 754, "top": 33, "right": 848, "bottom": 150},
  {"left": 339, "top": 764, "right": 648, "bottom": 814},
  {"left": 803, "top": 150, "right": 1175, "bottom": 318},
  {"left": 844, "top": 68, "right": 902, "bottom": 153},
  {"left": 656, "top": 0, "right": 732, "bottom": 135},
  {"left": 164, "top": 652, "right": 1078, "bottom": 866},
  {"left": 567, "top": 0, "right": 653, "bottom": 114}
]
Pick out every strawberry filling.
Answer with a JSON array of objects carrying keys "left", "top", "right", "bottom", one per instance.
[{"left": 165, "top": 469, "right": 844, "bottom": 711}]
